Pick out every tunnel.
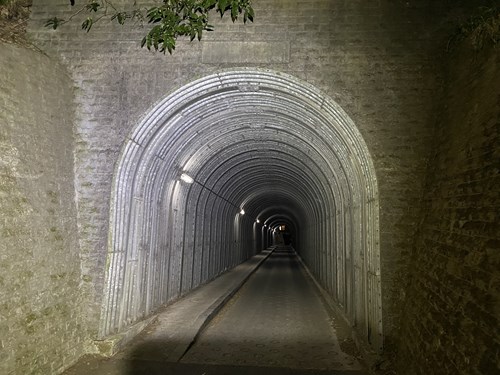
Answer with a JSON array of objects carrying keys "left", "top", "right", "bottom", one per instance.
[{"left": 100, "top": 69, "right": 382, "bottom": 351}]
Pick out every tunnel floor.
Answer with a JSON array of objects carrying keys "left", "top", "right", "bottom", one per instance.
[{"left": 63, "top": 247, "right": 367, "bottom": 375}]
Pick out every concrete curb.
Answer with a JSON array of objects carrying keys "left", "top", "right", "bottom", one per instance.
[
  {"left": 295, "top": 252, "right": 379, "bottom": 374},
  {"left": 92, "top": 315, "right": 157, "bottom": 357},
  {"left": 94, "top": 247, "right": 274, "bottom": 359},
  {"left": 177, "top": 247, "right": 275, "bottom": 360}
]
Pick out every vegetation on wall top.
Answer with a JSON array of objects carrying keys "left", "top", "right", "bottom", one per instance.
[
  {"left": 45, "top": 0, "right": 254, "bottom": 54},
  {"left": 448, "top": 5, "right": 500, "bottom": 51},
  {"left": 0, "top": 0, "right": 32, "bottom": 45}
]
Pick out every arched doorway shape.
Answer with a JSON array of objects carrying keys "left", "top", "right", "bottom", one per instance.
[{"left": 99, "top": 69, "right": 382, "bottom": 351}]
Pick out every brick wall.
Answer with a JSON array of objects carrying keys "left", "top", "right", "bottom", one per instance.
[
  {"left": 27, "top": 1, "right": 451, "bottom": 349},
  {"left": 4, "top": 0, "right": 496, "bottom": 373},
  {"left": 396, "top": 40, "right": 500, "bottom": 374},
  {"left": 0, "top": 43, "right": 86, "bottom": 374}
]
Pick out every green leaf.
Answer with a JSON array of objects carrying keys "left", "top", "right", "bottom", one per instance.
[
  {"left": 147, "top": 7, "right": 164, "bottom": 23},
  {"left": 81, "top": 17, "right": 94, "bottom": 32},
  {"left": 111, "top": 12, "right": 128, "bottom": 25},
  {"left": 85, "top": 1, "right": 100, "bottom": 12},
  {"left": 117, "top": 12, "right": 126, "bottom": 25},
  {"left": 44, "top": 17, "right": 64, "bottom": 30},
  {"left": 243, "top": 5, "right": 254, "bottom": 23},
  {"left": 166, "top": 37, "right": 176, "bottom": 54},
  {"left": 247, "top": 6, "right": 254, "bottom": 22},
  {"left": 218, "top": 0, "right": 228, "bottom": 15},
  {"left": 231, "top": 2, "right": 238, "bottom": 22},
  {"left": 203, "top": 0, "right": 217, "bottom": 9}
]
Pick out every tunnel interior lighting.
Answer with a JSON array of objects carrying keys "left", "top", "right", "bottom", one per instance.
[
  {"left": 180, "top": 173, "right": 194, "bottom": 184},
  {"left": 104, "top": 70, "right": 382, "bottom": 350},
  {"left": 240, "top": 209, "right": 245, "bottom": 215},
  {"left": 256, "top": 219, "right": 260, "bottom": 223}
]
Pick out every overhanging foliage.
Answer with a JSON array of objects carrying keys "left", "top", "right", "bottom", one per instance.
[{"left": 45, "top": 0, "right": 254, "bottom": 54}]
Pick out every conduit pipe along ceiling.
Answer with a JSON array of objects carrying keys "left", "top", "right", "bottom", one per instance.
[{"left": 100, "top": 69, "right": 382, "bottom": 351}]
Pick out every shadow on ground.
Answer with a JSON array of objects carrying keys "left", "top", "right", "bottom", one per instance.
[
  {"left": 63, "top": 337, "right": 367, "bottom": 375},
  {"left": 63, "top": 248, "right": 368, "bottom": 375}
]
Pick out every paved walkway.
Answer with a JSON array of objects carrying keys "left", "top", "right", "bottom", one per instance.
[
  {"left": 63, "top": 247, "right": 367, "bottom": 375},
  {"left": 180, "top": 247, "right": 363, "bottom": 372}
]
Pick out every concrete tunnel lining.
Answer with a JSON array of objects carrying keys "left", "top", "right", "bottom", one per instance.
[{"left": 100, "top": 69, "right": 382, "bottom": 351}]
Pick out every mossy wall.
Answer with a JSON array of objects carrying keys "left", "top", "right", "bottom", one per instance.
[
  {"left": 10, "top": 0, "right": 498, "bottom": 373},
  {"left": 0, "top": 42, "right": 86, "bottom": 374},
  {"left": 27, "top": 0, "right": 450, "bottom": 347},
  {"left": 398, "top": 40, "right": 500, "bottom": 375}
]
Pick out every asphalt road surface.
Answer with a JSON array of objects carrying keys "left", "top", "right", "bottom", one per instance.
[
  {"left": 180, "top": 246, "right": 364, "bottom": 372},
  {"left": 63, "top": 247, "right": 366, "bottom": 375}
]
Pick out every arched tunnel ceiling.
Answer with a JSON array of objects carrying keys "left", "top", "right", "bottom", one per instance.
[
  {"left": 103, "top": 69, "right": 382, "bottom": 350},
  {"left": 143, "top": 82, "right": 365, "bottom": 225}
]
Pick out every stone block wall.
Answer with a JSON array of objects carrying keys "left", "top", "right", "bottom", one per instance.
[
  {"left": 0, "top": 0, "right": 494, "bottom": 374},
  {"left": 28, "top": 0, "right": 449, "bottom": 348},
  {"left": 0, "top": 43, "right": 86, "bottom": 374},
  {"left": 397, "top": 41, "right": 500, "bottom": 374}
]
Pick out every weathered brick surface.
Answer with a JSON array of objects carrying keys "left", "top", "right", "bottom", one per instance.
[
  {"left": 0, "top": 43, "right": 86, "bottom": 374},
  {"left": 27, "top": 0, "right": 449, "bottom": 346},
  {"left": 397, "top": 42, "right": 500, "bottom": 375},
  {"left": 9, "top": 0, "right": 495, "bottom": 373}
]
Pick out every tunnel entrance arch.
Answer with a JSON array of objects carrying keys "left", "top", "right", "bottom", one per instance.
[{"left": 100, "top": 69, "right": 382, "bottom": 351}]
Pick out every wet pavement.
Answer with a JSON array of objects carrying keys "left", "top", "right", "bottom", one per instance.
[{"left": 63, "top": 247, "right": 367, "bottom": 375}]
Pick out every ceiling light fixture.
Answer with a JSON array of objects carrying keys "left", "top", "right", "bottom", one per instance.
[{"left": 180, "top": 173, "right": 194, "bottom": 184}]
